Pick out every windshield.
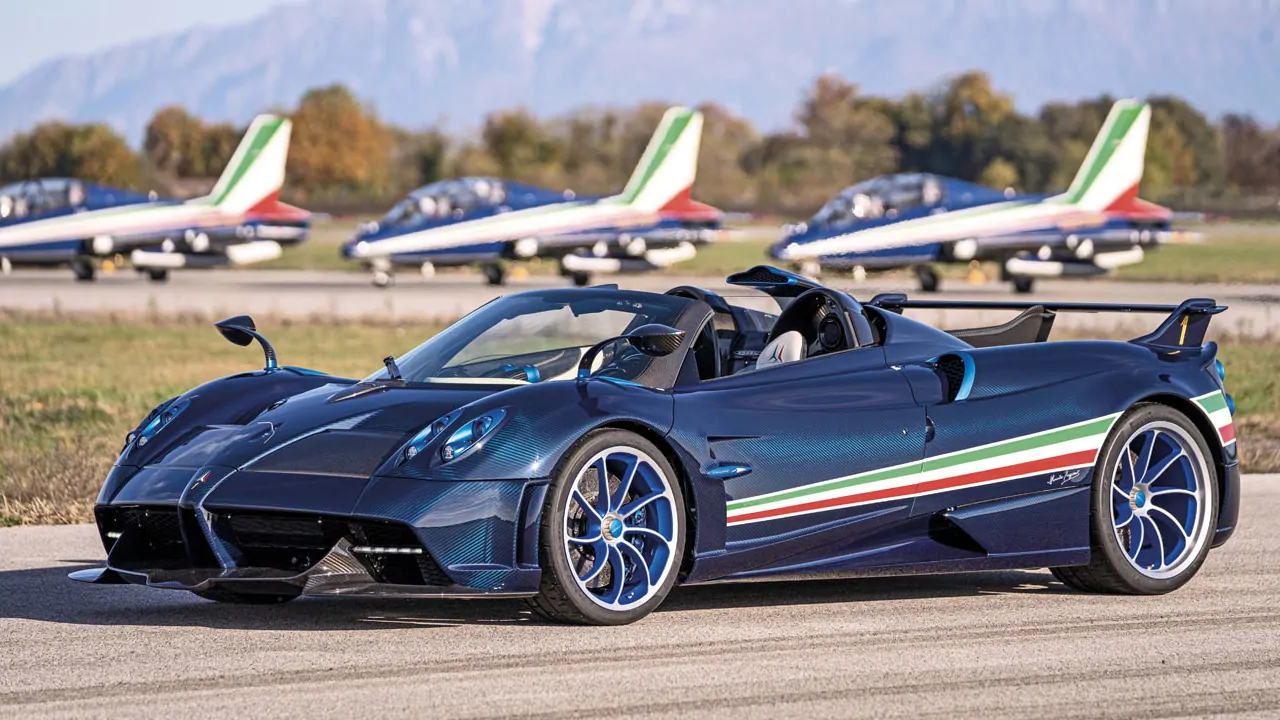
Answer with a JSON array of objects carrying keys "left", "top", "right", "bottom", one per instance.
[{"left": 366, "top": 289, "right": 693, "bottom": 385}]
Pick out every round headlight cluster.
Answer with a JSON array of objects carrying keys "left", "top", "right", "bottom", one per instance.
[{"left": 440, "top": 409, "right": 507, "bottom": 462}]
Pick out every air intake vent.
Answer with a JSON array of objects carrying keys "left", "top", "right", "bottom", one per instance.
[{"left": 935, "top": 354, "right": 971, "bottom": 402}]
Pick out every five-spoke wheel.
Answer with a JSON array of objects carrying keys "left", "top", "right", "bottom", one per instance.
[
  {"left": 530, "top": 429, "right": 685, "bottom": 624},
  {"left": 1053, "top": 404, "right": 1217, "bottom": 594}
]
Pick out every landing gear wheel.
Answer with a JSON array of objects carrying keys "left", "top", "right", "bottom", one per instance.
[
  {"left": 483, "top": 264, "right": 506, "bottom": 286},
  {"left": 70, "top": 258, "right": 96, "bottom": 282},
  {"left": 371, "top": 269, "right": 393, "bottom": 288},
  {"left": 528, "top": 430, "right": 686, "bottom": 625},
  {"left": 915, "top": 265, "right": 939, "bottom": 293},
  {"left": 569, "top": 271, "right": 591, "bottom": 287},
  {"left": 194, "top": 589, "right": 297, "bottom": 604},
  {"left": 146, "top": 268, "right": 169, "bottom": 283},
  {"left": 1012, "top": 276, "right": 1034, "bottom": 294},
  {"left": 1051, "top": 404, "right": 1217, "bottom": 594}
]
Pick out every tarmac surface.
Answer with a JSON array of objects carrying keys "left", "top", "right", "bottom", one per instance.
[
  {"left": 0, "top": 475, "right": 1277, "bottom": 718},
  {"left": 3, "top": 267, "right": 1280, "bottom": 337}
]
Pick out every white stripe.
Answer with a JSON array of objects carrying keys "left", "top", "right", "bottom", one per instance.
[
  {"left": 729, "top": 413, "right": 1120, "bottom": 512},
  {"left": 728, "top": 456, "right": 1098, "bottom": 526}
]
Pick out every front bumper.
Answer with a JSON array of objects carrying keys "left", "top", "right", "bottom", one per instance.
[
  {"left": 72, "top": 539, "right": 534, "bottom": 599},
  {"left": 80, "top": 469, "right": 550, "bottom": 598}
]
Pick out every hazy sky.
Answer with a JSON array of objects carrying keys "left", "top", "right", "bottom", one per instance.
[{"left": 0, "top": 1, "right": 296, "bottom": 85}]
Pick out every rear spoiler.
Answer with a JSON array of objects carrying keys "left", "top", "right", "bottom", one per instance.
[{"left": 867, "top": 294, "right": 1227, "bottom": 349}]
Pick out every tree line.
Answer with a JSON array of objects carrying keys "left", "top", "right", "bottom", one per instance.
[{"left": 1, "top": 72, "right": 1277, "bottom": 216}]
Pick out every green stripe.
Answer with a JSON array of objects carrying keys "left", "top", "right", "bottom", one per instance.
[
  {"left": 1063, "top": 103, "right": 1143, "bottom": 204},
  {"left": 212, "top": 118, "right": 283, "bottom": 206},
  {"left": 726, "top": 461, "right": 920, "bottom": 512},
  {"left": 921, "top": 416, "right": 1113, "bottom": 474},
  {"left": 726, "top": 416, "right": 1113, "bottom": 513},
  {"left": 1196, "top": 392, "right": 1228, "bottom": 414},
  {"left": 620, "top": 111, "right": 693, "bottom": 204}
]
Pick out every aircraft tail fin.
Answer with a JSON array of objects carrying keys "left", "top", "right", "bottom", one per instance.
[
  {"left": 1059, "top": 99, "right": 1151, "bottom": 212},
  {"left": 617, "top": 107, "right": 704, "bottom": 213},
  {"left": 203, "top": 115, "right": 292, "bottom": 215}
]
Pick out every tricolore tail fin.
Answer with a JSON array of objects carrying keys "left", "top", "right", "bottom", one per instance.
[
  {"left": 1057, "top": 99, "right": 1151, "bottom": 212},
  {"left": 202, "top": 115, "right": 292, "bottom": 215},
  {"left": 616, "top": 107, "right": 704, "bottom": 213}
]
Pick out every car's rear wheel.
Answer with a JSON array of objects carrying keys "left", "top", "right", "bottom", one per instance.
[
  {"left": 194, "top": 589, "right": 298, "bottom": 604},
  {"left": 529, "top": 429, "right": 685, "bottom": 625},
  {"left": 1052, "top": 404, "right": 1217, "bottom": 594}
]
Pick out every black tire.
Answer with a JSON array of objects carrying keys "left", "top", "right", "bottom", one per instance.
[
  {"left": 915, "top": 265, "right": 939, "bottom": 293},
  {"left": 146, "top": 268, "right": 169, "bottom": 283},
  {"left": 1051, "top": 403, "right": 1218, "bottom": 594},
  {"left": 570, "top": 271, "right": 591, "bottom": 287},
  {"left": 528, "top": 429, "right": 686, "bottom": 625},
  {"left": 194, "top": 589, "right": 298, "bottom": 604},
  {"left": 1012, "top": 276, "right": 1034, "bottom": 294},
  {"left": 70, "top": 258, "right": 96, "bottom": 282},
  {"left": 483, "top": 264, "right": 506, "bottom": 286}
]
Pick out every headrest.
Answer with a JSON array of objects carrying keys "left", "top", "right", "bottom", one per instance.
[{"left": 756, "top": 331, "right": 805, "bottom": 370}]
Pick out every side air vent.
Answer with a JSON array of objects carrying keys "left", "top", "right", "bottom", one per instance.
[{"left": 934, "top": 353, "right": 973, "bottom": 403}]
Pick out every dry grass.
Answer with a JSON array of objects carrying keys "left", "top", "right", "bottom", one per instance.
[{"left": 0, "top": 314, "right": 442, "bottom": 526}]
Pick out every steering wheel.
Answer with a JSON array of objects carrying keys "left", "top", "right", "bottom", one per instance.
[{"left": 766, "top": 288, "right": 874, "bottom": 358}]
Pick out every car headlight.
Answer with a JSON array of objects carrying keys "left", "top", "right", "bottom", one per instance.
[
  {"left": 399, "top": 411, "right": 460, "bottom": 464},
  {"left": 440, "top": 409, "right": 507, "bottom": 462},
  {"left": 126, "top": 397, "right": 190, "bottom": 450}
]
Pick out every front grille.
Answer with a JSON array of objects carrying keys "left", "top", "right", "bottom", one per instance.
[
  {"left": 214, "top": 511, "right": 347, "bottom": 574},
  {"left": 97, "top": 506, "right": 199, "bottom": 570},
  {"left": 207, "top": 510, "right": 451, "bottom": 585},
  {"left": 349, "top": 520, "right": 452, "bottom": 586},
  {"left": 99, "top": 505, "right": 452, "bottom": 585}
]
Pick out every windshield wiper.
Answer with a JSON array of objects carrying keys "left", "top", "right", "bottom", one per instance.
[{"left": 383, "top": 355, "right": 403, "bottom": 381}]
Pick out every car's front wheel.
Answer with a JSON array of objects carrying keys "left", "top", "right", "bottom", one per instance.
[
  {"left": 1053, "top": 404, "right": 1218, "bottom": 594},
  {"left": 529, "top": 429, "right": 686, "bottom": 625}
]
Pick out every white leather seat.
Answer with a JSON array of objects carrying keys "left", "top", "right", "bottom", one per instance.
[{"left": 755, "top": 331, "right": 805, "bottom": 370}]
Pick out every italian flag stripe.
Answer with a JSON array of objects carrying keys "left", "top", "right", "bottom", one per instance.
[
  {"left": 1193, "top": 390, "right": 1235, "bottom": 446},
  {"left": 726, "top": 413, "right": 1119, "bottom": 526}
]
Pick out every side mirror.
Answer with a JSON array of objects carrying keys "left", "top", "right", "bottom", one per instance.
[
  {"left": 577, "top": 324, "right": 685, "bottom": 380},
  {"left": 214, "top": 315, "right": 278, "bottom": 370}
]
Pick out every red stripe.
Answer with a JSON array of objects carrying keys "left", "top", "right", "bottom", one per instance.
[
  {"left": 913, "top": 450, "right": 1096, "bottom": 497},
  {"left": 1220, "top": 423, "right": 1236, "bottom": 443},
  {"left": 727, "top": 449, "right": 1097, "bottom": 525}
]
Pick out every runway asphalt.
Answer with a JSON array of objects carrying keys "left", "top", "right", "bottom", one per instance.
[
  {"left": 3, "top": 268, "right": 1280, "bottom": 338},
  {"left": 0, "top": 474, "right": 1277, "bottom": 718}
]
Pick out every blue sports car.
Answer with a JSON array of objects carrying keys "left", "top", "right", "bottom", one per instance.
[{"left": 75, "top": 266, "right": 1240, "bottom": 624}]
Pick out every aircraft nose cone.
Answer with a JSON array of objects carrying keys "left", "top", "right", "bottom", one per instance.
[{"left": 342, "top": 240, "right": 369, "bottom": 259}]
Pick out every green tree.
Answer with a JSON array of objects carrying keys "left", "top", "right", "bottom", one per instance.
[
  {"left": 288, "top": 84, "right": 392, "bottom": 193},
  {"left": 0, "top": 122, "right": 143, "bottom": 188}
]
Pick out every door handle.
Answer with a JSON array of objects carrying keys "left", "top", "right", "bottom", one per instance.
[{"left": 706, "top": 463, "right": 752, "bottom": 480}]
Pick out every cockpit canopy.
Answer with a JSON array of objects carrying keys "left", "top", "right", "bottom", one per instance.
[
  {"left": 0, "top": 178, "right": 152, "bottom": 221},
  {"left": 378, "top": 177, "right": 582, "bottom": 229},
  {"left": 811, "top": 174, "right": 945, "bottom": 228},
  {"left": 0, "top": 178, "right": 87, "bottom": 220}
]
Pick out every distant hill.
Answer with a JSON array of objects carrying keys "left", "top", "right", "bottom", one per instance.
[{"left": 2, "top": 0, "right": 1277, "bottom": 142}]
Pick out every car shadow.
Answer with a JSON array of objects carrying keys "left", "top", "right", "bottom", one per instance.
[{"left": 0, "top": 561, "right": 1067, "bottom": 631}]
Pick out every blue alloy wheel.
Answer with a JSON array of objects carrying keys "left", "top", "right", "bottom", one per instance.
[
  {"left": 529, "top": 429, "right": 686, "bottom": 624},
  {"left": 562, "top": 446, "right": 679, "bottom": 610},
  {"left": 1051, "top": 404, "right": 1217, "bottom": 594},
  {"left": 1109, "top": 420, "right": 1213, "bottom": 580}
]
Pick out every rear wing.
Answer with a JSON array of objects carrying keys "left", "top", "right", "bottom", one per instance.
[{"left": 867, "top": 294, "right": 1227, "bottom": 349}]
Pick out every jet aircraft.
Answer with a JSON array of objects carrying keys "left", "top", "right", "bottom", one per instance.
[
  {"left": 771, "top": 100, "right": 1194, "bottom": 293},
  {"left": 343, "top": 107, "right": 720, "bottom": 287},
  {"left": 0, "top": 115, "right": 308, "bottom": 282}
]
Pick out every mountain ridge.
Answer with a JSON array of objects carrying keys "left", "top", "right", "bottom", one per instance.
[{"left": 1, "top": 0, "right": 1276, "bottom": 142}]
